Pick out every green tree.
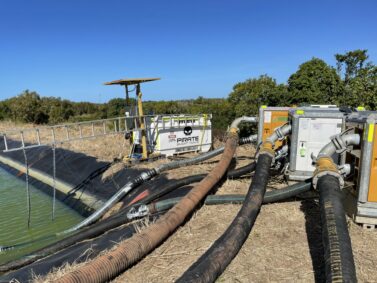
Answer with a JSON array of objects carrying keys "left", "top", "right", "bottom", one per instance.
[
  {"left": 228, "top": 75, "right": 288, "bottom": 118},
  {"left": 335, "top": 49, "right": 377, "bottom": 108},
  {"left": 107, "top": 98, "right": 126, "bottom": 117},
  {"left": 8, "top": 90, "right": 48, "bottom": 124},
  {"left": 0, "top": 101, "right": 11, "bottom": 120},
  {"left": 336, "top": 49, "right": 369, "bottom": 83},
  {"left": 287, "top": 58, "right": 343, "bottom": 105}
]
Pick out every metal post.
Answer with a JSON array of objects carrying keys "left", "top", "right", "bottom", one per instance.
[
  {"left": 51, "top": 128, "right": 56, "bottom": 145},
  {"left": 125, "top": 85, "right": 130, "bottom": 107},
  {"left": 20, "top": 131, "right": 25, "bottom": 148},
  {"left": 3, "top": 135, "right": 8, "bottom": 151},
  {"left": 65, "top": 126, "right": 69, "bottom": 141},
  {"left": 52, "top": 145, "right": 56, "bottom": 220},
  {"left": 36, "top": 129, "right": 41, "bottom": 145},
  {"left": 22, "top": 148, "right": 31, "bottom": 228},
  {"left": 137, "top": 83, "right": 148, "bottom": 160}
]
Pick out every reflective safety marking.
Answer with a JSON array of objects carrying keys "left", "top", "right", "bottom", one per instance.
[
  {"left": 296, "top": 110, "right": 304, "bottom": 115},
  {"left": 368, "top": 124, "right": 374, "bottom": 142}
]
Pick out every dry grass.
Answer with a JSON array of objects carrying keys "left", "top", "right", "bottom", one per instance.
[
  {"left": 1, "top": 122, "right": 376, "bottom": 283},
  {"left": 32, "top": 260, "right": 88, "bottom": 283}
]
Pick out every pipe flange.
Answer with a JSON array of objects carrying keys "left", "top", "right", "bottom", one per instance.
[{"left": 312, "top": 170, "right": 344, "bottom": 189}]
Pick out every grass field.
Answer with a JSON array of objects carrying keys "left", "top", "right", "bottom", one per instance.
[{"left": 1, "top": 121, "right": 376, "bottom": 283}]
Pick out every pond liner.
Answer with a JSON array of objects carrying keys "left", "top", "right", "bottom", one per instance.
[
  {"left": 0, "top": 135, "right": 258, "bottom": 280},
  {"left": 0, "top": 218, "right": 146, "bottom": 283},
  {"left": 0, "top": 175, "right": 170, "bottom": 274},
  {"left": 0, "top": 138, "right": 146, "bottom": 216}
]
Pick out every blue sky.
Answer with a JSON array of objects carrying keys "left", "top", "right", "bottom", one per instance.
[{"left": 0, "top": 0, "right": 376, "bottom": 102}]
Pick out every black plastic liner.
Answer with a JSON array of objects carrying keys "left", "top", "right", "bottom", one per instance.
[
  {"left": 0, "top": 138, "right": 257, "bottom": 281},
  {"left": 0, "top": 219, "right": 145, "bottom": 283},
  {"left": 318, "top": 175, "right": 357, "bottom": 283},
  {"left": 0, "top": 160, "right": 256, "bottom": 277},
  {"left": 0, "top": 139, "right": 148, "bottom": 215}
]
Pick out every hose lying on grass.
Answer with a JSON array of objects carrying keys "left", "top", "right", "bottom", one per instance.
[
  {"left": 144, "top": 180, "right": 311, "bottom": 215},
  {"left": 312, "top": 132, "right": 359, "bottom": 283},
  {"left": 317, "top": 175, "right": 357, "bottom": 283},
  {"left": 53, "top": 117, "right": 248, "bottom": 283},
  {"left": 177, "top": 123, "right": 291, "bottom": 283},
  {"left": 128, "top": 160, "right": 256, "bottom": 208}
]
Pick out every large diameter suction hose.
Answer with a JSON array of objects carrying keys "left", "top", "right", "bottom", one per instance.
[
  {"left": 177, "top": 123, "right": 291, "bottom": 283},
  {"left": 313, "top": 132, "right": 360, "bottom": 283},
  {"left": 60, "top": 133, "right": 258, "bottom": 234},
  {"left": 317, "top": 175, "right": 357, "bottom": 283},
  {"left": 55, "top": 118, "right": 249, "bottom": 283}
]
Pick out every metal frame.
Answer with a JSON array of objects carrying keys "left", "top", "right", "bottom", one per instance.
[
  {"left": 343, "top": 112, "right": 377, "bottom": 226},
  {"left": 0, "top": 114, "right": 212, "bottom": 153}
]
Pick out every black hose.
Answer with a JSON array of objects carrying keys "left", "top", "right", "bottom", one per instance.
[
  {"left": 177, "top": 153, "right": 273, "bottom": 283},
  {"left": 227, "top": 161, "right": 256, "bottom": 178},
  {"left": 123, "top": 161, "right": 256, "bottom": 210},
  {"left": 149, "top": 180, "right": 311, "bottom": 213},
  {"left": 318, "top": 175, "right": 357, "bottom": 283}
]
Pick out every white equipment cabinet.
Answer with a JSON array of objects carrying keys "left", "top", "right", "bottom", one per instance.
[
  {"left": 287, "top": 108, "right": 346, "bottom": 181},
  {"left": 146, "top": 114, "right": 212, "bottom": 156}
]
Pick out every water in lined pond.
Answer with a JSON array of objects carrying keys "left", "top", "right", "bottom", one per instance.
[{"left": 0, "top": 166, "right": 83, "bottom": 265}]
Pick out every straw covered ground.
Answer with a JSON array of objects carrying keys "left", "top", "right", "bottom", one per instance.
[{"left": 1, "top": 121, "right": 376, "bottom": 282}]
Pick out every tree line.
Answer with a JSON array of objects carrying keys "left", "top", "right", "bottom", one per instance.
[{"left": 0, "top": 49, "right": 376, "bottom": 132}]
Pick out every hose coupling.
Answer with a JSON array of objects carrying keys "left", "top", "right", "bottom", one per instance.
[
  {"left": 275, "top": 144, "right": 289, "bottom": 160},
  {"left": 312, "top": 157, "right": 344, "bottom": 189},
  {"left": 259, "top": 141, "right": 275, "bottom": 158},
  {"left": 275, "top": 126, "right": 287, "bottom": 141},
  {"left": 127, "top": 204, "right": 149, "bottom": 220}
]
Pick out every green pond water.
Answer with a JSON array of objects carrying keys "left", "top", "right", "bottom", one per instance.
[{"left": 0, "top": 166, "right": 84, "bottom": 265}]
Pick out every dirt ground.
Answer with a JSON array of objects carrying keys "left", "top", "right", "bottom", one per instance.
[{"left": 1, "top": 121, "right": 376, "bottom": 282}]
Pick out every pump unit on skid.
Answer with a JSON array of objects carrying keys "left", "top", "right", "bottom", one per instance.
[
  {"left": 287, "top": 107, "right": 346, "bottom": 181},
  {"left": 342, "top": 111, "right": 377, "bottom": 228}
]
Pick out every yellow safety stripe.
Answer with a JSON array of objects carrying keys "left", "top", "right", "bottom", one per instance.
[
  {"left": 199, "top": 114, "right": 208, "bottom": 151},
  {"left": 368, "top": 124, "right": 374, "bottom": 143}
]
